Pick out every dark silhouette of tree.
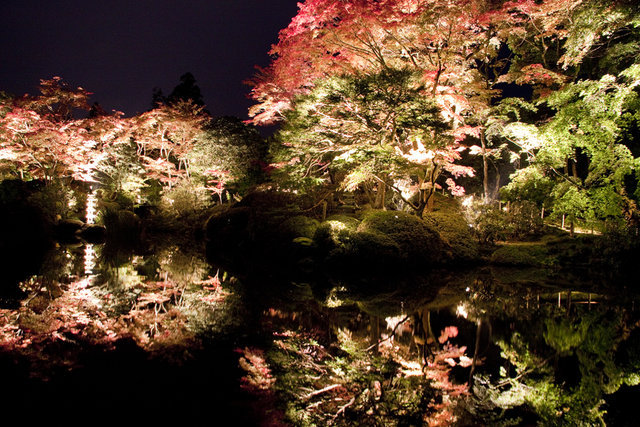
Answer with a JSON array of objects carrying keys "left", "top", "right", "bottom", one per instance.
[
  {"left": 88, "top": 102, "right": 108, "bottom": 118},
  {"left": 151, "top": 87, "right": 166, "bottom": 109},
  {"left": 168, "top": 72, "right": 205, "bottom": 107},
  {"left": 151, "top": 73, "right": 207, "bottom": 113}
]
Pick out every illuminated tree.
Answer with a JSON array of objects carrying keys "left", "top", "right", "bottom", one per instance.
[
  {"left": 0, "top": 77, "right": 100, "bottom": 182},
  {"left": 274, "top": 69, "right": 473, "bottom": 213},
  {"left": 249, "top": 0, "right": 505, "bottom": 209},
  {"left": 187, "top": 116, "right": 267, "bottom": 201},
  {"left": 249, "top": 0, "right": 496, "bottom": 124},
  {"left": 496, "top": 0, "right": 640, "bottom": 225},
  {"left": 130, "top": 100, "right": 208, "bottom": 187}
]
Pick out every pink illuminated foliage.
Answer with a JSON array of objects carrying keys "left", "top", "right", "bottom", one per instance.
[
  {"left": 0, "top": 79, "right": 217, "bottom": 203},
  {"left": 248, "top": 0, "right": 511, "bottom": 125},
  {"left": 0, "top": 77, "right": 99, "bottom": 181},
  {"left": 247, "top": 0, "right": 524, "bottom": 209},
  {"left": 130, "top": 100, "right": 208, "bottom": 186},
  {"left": 249, "top": 0, "right": 615, "bottom": 208}
]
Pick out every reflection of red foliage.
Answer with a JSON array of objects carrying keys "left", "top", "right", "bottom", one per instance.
[
  {"left": 438, "top": 325, "right": 459, "bottom": 344},
  {"left": 0, "top": 265, "right": 229, "bottom": 357},
  {"left": 237, "top": 346, "right": 276, "bottom": 392}
]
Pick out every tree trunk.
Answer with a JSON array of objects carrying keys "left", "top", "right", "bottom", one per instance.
[
  {"left": 492, "top": 161, "right": 501, "bottom": 200},
  {"left": 469, "top": 319, "right": 483, "bottom": 385},
  {"left": 480, "top": 130, "right": 489, "bottom": 202},
  {"left": 374, "top": 180, "right": 386, "bottom": 209}
]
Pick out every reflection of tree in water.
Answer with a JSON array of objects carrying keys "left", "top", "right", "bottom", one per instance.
[
  {"left": 456, "top": 279, "right": 640, "bottom": 426},
  {"left": 244, "top": 288, "right": 474, "bottom": 426},
  {"left": 237, "top": 272, "right": 640, "bottom": 426},
  {"left": 0, "top": 244, "right": 233, "bottom": 376},
  {"left": 2, "top": 244, "right": 639, "bottom": 424}
]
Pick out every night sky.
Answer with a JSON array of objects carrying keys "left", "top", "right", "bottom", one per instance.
[{"left": 0, "top": 0, "right": 300, "bottom": 120}]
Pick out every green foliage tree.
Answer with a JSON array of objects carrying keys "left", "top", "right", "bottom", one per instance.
[
  {"left": 273, "top": 68, "right": 472, "bottom": 214},
  {"left": 504, "top": 65, "right": 640, "bottom": 226},
  {"left": 491, "top": 1, "right": 640, "bottom": 227},
  {"left": 187, "top": 116, "right": 267, "bottom": 201}
]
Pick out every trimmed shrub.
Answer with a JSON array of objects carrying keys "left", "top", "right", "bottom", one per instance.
[
  {"left": 358, "top": 210, "right": 449, "bottom": 264},
  {"left": 490, "top": 243, "right": 552, "bottom": 267},
  {"left": 424, "top": 194, "right": 478, "bottom": 262},
  {"left": 278, "top": 215, "right": 320, "bottom": 240}
]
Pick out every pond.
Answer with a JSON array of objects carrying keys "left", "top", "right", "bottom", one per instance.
[{"left": 0, "top": 241, "right": 638, "bottom": 425}]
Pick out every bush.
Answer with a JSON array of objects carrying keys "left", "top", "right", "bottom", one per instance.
[
  {"left": 510, "top": 201, "right": 544, "bottom": 238},
  {"left": 26, "top": 180, "right": 75, "bottom": 222},
  {"left": 159, "top": 180, "right": 212, "bottom": 217},
  {"left": 358, "top": 210, "right": 449, "bottom": 264},
  {"left": 100, "top": 206, "right": 142, "bottom": 241},
  {"left": 424, "top": 194, "right": 479, "bottom": 262},
  {"left": 490, "top": 243, "right": 552, "bottom": 266},
  {"left": 474, "top": 201, "right": 543, "bottom": 243}
]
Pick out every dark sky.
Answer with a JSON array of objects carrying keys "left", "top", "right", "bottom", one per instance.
[{"left": 0, "top": 0, "right": 299, "bottom": 120}]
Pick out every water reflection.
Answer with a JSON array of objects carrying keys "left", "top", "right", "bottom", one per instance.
[
  {"left": 0, "top": 242, "right": 251, "bottom": 423},
  {"left": 0, "top": 244, "right": 638, "bottom": 425},
  {"left": 238, "top": 271, "right": 640, "bottom": 426}
]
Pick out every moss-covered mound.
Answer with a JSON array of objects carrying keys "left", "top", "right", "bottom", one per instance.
[
  {"left": 313, "top": 215, "right": 361, "bottom": 252},
  {"left": 326, "top": 230, "right": 403, "bottom": 275},
  {"left": 205, "top": 192, "right": 321, "bottom": 273},
  {"left": 490, "top": 243, "right": 553, "bottom": 267},
  {"left": 279, "top": 215, "right": 319, "bottom": 240},
  {"left": 206, "top": 191, "right": 469, "bottom": 279},
  {"left": 357, "top": 210, "right": 450, "bottom": 265},
  {"left": 423, "top": 194, "right": 479, "bottom": 262}
]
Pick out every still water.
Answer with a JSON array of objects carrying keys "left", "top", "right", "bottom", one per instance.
[{"left": 0, "top": 241, "right": 638, "bottom": 425}]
